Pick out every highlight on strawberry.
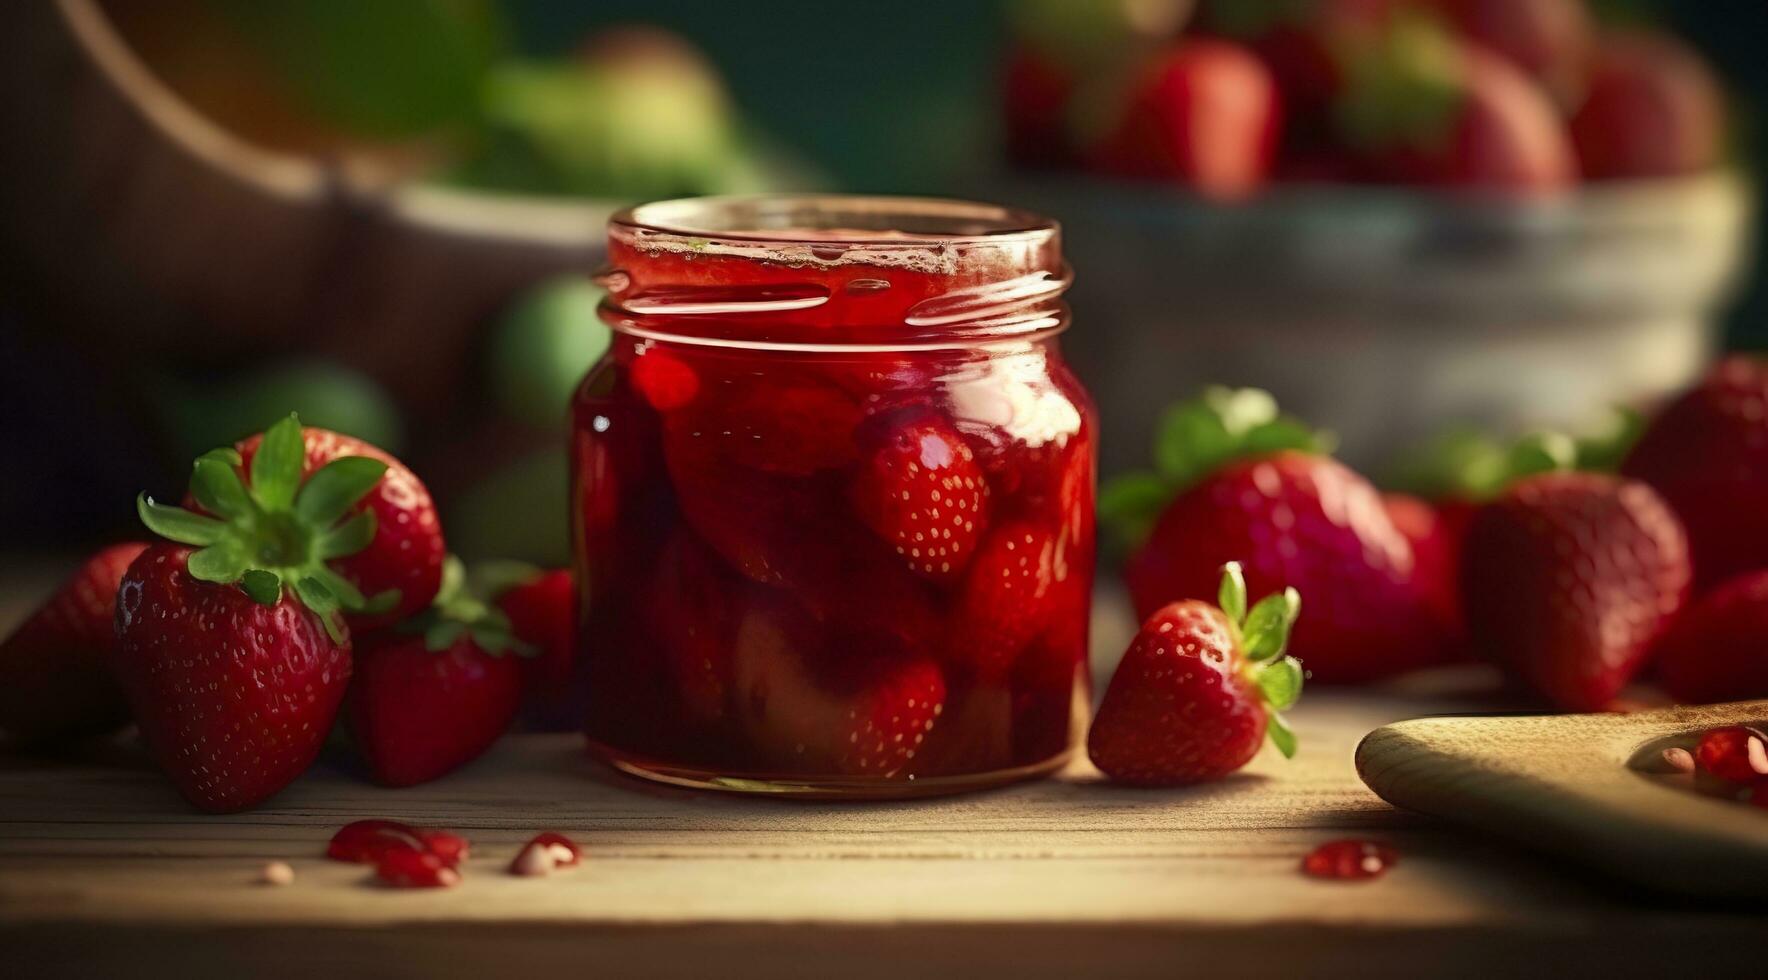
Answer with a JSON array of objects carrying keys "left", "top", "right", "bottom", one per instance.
[
  {"left": 117, "top": 413, "right": 407, "bottom": 812},
  {"left": 1089, "top": 562, "right": 1304, "bottom": 786}
]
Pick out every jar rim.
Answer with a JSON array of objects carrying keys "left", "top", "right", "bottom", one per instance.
[{"left": 611, "top": 194, "right": 1059, "bottom": 248}]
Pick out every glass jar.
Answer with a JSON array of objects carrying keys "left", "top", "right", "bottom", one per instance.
[{"left": 571, "top": 195, "right": 1094, "bottom": 797}]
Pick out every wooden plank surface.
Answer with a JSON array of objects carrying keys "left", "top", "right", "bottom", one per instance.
[{"left": 2, "top": 576, "right": 1763, "bottom": 976}]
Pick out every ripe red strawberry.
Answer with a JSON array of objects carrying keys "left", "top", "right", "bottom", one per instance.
[
  {"left": 1570, "top": 31, "right": 1724, "bottom": 181},
  {"left": 730, "top": 598, "right": 947, "bottom": 778},
  {"left": 1651, "top": 571, "right": 1768, "bottom": 705},
  {"left": 115, "top": 545, "right": 352, "bottom": 812},
  {"left": 1127, "top": 452, "right": 1451, "bottom": 683},
  {"left": 348, "top": 558, "right": 529, "bottom": 787},
  {"left": 1384, "top": 493, "right": 1465, "bottom": 646},
  {"left": 1089, "top": 563, "right": 1303, "bottom": 786},
  {"left": 231, "top": 424, "right": 445, "bottom": 629},
  {"left": 491, "top": 566, "right": 577, "bottom": 693},
  {"left": 1461, "top": 472, "right": 1690, "bottom": 712},
  {"left": 0, "top": 542, "right": 146, "bottom": 743},
  {"left": 1621, "top": 357, "right": 1768, "bottom": 593},
  {"left": 849, "top": 405, "right": 992, "bottom": 585},
  {"left": 945, "top": 521, "right": 1063, "bottom": 681},
  {"left": 1430, "top": 0, "right": 1594, "bottom": 106},
  {"left": 1092, "top": 39, "right": 1283, "bottom": 201},
  {"left": 1334, "top": 20, "right": 1575, "bottom": 192}
]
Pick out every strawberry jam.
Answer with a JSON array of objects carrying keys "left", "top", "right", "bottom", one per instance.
[{"left": 571, "top": 196, "right": 1095, "bottom": 797}]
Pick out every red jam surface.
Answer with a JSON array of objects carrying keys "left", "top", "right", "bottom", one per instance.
[
  {"left": 572, "top": 196, "right": 1095, "bottom": 793},
  {"left": 1302, "top": 839, "right": 1398, "bottom": 881}
]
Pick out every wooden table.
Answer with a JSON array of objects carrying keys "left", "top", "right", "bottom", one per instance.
[{"left": 1, "top": 583, "right": 1762, "bottom": 977}]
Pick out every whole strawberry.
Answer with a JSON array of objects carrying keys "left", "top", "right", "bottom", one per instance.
[
  {"left": 1461, "top": 472, "right": 1690, "bottom": 712},
  {"left": 228, "top": 425, "right": 445, "bottom": 629},
  {"left": 119, "top": 414, "right": 400, "bottom": 811},
  {"left": 349, "top": 558, "right": 531, "bottom": 787},
  {"left": 1622, "top": 357, "right": 1768, "bottom": 593},
  {"left": 1332, "top": 16, "right": 1575, "bottom": 192},
  {"left": 1652, "top": 571, "right": 1768, "bottom": 706},
  {"left": 1570, "top": 31, "right": 1724, "bottom": 181},
  {"left": 0, "top": 542, "right": 146, "bottom": 743},
  {"left": 1090, "top": 563, "right": 1303, "bottom": 786},
  {"left": 1430, "top": 0, "right": 1594, "bottom": 107},
  {"left": 1112, "top": 388, "right": 1451, "bottom": 683},
  {"left": 1091, "top": 39, "right": 1283, "bottom": 201},
  {"left": 480, "top": 563, "right": 579, "bottom": 728}
]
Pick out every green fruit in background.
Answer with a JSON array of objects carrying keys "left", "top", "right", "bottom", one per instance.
[
  {"left": 491, "top": 277, "right": 610, "bottom": 430},
  {"left": 446, "top": 449, "right": 571, "bottom": 567},
  {"left": 447, "top": 26, "right": 774, "bottom": 199},
  {"left": 203, "top": 0, "right": 506, "bottom": 138},
  {"left": 161, "top": 361, "right": 405, "bottom": 459}
]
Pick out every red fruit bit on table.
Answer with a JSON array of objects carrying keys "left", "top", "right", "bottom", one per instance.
[
  {"left": 850, "top": 405, "right": 992, "bottom": 585},
  {"left": 1694, "top": 727, "right": 1768, "bottom": 784},
  {"left": 630, "top": 347, "right": 699, "bottom": 411},
  {"left": 528, "top": 831, "right": 582, "bottom": 867},
  {"left": 327, "top": 820, "right": 469, "bottom": 866},
  {"left": 1302, "top": 839, "right": 1398, "bottom": 881},
  {"left": 376, "top": 847, "right": 461, "bottom": 889}
]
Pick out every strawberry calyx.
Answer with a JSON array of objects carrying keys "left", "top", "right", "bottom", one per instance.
[
  {"left": 398, "top": 557, "right": 536, "bottom": 657},
  {"left": 1216, "top": 562, "right": 1304, "bottom": 758},
  {"left": 1101, "top": 386, "right": 1330, "bottom": 549},
  {"left": 1384, "top": 411, "right": 1639, "bottom": 502},
  {"left": 135, "top": 413, "right": 396, "bottom": 643}
]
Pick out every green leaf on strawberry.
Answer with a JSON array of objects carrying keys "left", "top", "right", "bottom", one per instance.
[
  {"left": 1384, "top": 413, "right": 1637, "bottom": 503},
  {"left": 398, "top": 557, "right": 537, "bottom": 658},
  {"left": 1218, "top": 562, "right": 1305, "bottom": 757},
  {"left": 136, "top": 413, "right": 395, "bottom": 643},
  {"left": 1101, "top": 386, "right": 1332, "bottom": 550}
]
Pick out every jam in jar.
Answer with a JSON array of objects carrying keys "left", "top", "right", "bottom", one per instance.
[{"left": 572, "top": 195, "right": 1094, "bottom": 797}]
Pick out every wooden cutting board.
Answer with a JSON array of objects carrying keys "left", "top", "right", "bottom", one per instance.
[{"left": 1356, "top": 700, "right": 1768, "bottom": 899}]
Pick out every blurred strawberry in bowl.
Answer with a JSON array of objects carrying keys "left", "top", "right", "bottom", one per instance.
[
  {"left": 1570, "top": 30, "right": 1725, "bottom": 181},
  {"left": 1089, "top": 38, "right": 1284, "bottom": 201},
  {"left": 1429, "top": 0, "right": 1594, "bottom": 106},
  {"left": 1330, "top": 15, "right": 1575, "bottom": 192}
]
